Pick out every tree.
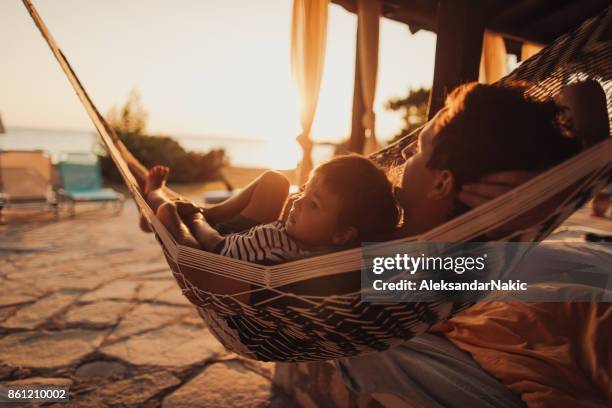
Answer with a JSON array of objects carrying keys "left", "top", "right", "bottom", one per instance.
[
  {"left": 386, "top": 88, "right": 430, "bottom": 144},
  {"left": 106, "top": 88, "right": 148, "bottom": 136}
]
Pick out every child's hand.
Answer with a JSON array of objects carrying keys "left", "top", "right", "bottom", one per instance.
[
  {"left": 280, "top": 192, "right": 302, "bottom": 223},
  {"left": 175, "top": 200, "right": 202, "bottom": 220}
]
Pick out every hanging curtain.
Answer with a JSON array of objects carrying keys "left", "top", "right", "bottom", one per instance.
[
  {"left": 291, "top": 0, "right": 330, "bottom": 185},
  {"left": 357, "top": 0, "right": 382, "bottom": 155},
  {"left": 479, "top": 31, "right": 507, "bottom": 84},
  {"left": 521, "top": 42, "right": 543, "bottom": 61}
]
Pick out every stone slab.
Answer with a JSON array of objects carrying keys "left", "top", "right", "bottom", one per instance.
[
  {"left": 74, "top": 370, "right": 179, "bottom": 407},
  {"left": 0, "top": 279, "right": 44, "bottom": 307},
  {"left": 102, "top": 324, "right": 225, "bottom": 367},
  {"left": 64, "top": 300, "right": 131, "bottom": 326},
  {"left": 2, "top": 291, "right": 80, "bottom": 329},
  {"left": 155, "top": 287, "right": 189, "bottom": 306},
  {"left": 162, "top": 361, "right": 272, "bottom": 408},
  {"left": 0, "top": 329, "right": 108, "bottom": 369},
  {"left": 136, "top": 281, "right": 177, "bottom": 302},
  {"left": 41, "top": 270, "right": 115, "bottom": 292},
  {"left": 108, "top": 302, "right": 190, "bottom": 341},
  {"left": 80, "top": 280, "right": 140, "bottom": 302},
  {"left": 116, "top": 261, "right": 170, "bottom": 276},
  {"left": 75, "top": 361, "right": 128, "bottom": 380},
  {"left": 139, "top": 270, "right": 175, "bottom": 281},
  {"left": 7, "top": 376, "right": 73, "bottom": 387},
  {"left": 0, "top": 307, "right": 17, "bottom": 322}
]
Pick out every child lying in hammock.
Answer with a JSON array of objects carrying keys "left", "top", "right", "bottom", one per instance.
[{"left": 144, "top": 155, "right": 399, "bottom": 264}]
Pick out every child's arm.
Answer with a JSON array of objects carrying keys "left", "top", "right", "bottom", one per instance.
[
  {"left": 201, "top": 183, "right": 257, "bottom": 225},
  {"left": 186, "top": 214, "right": 224, "bottom": 251},
  {"left": 174, "top": 201, "right": 223, "bottom": 250},
  {"left": 203, "top": 170, "right": 289, "bottom": 225}
]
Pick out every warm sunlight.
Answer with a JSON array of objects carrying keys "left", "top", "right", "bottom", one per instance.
[
  {"left": 1, "top": 0, "right": 435, "bottom": 169},
  {"left": 1, "top": 2, "right": 610, "bottom": 405}
]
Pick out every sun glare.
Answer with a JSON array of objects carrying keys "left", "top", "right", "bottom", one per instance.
[{"left": 1, "top": 0, "right": 435, "bottom": 169}]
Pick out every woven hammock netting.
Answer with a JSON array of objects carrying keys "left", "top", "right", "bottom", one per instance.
[{"left": 24, "top": 0, "right": 612, "bottom": 362}]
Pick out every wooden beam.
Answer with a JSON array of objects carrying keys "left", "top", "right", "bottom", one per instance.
[
  {"left": 332, "top": 0, "right": 610, "bottom": 48},
  {"left": 519, "top": 0, "right": 609, "bottom": 43},
  {"left": 382, "top": 0, "right": 438, "bottom": 33},
  {"left": 490, "top": 0, "right": 551, "bottom": 28},
  {"left": 348, "top": 36, "right": 366, "bottom": 153},
  {"left": 428, "top": 0, "right": 485, "bottom": 119}
]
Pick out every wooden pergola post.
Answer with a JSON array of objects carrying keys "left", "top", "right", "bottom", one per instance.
[
  {"left": 348, "top": 35, "right": 366, "bottom": 153},
  {"left": 428, "top": 0, "right": 485, "bottom": 119}
]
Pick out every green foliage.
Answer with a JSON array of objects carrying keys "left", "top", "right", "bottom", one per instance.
[
  {"left": 98, "top": 89, "right": 227, "bottom": 183},
  {"left": 329, "top": 88, "right": 431, "bottom": 153},
  {"left": 385, "top": 88, "right": 430, "bottom": 145}
]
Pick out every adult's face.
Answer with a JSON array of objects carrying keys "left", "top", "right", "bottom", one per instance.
[
  {"left": 395, "top": 110, "right": 454, "bottom": 235},
  {"left": 395, "top": 116, "right": 437, "bottom": 214}
]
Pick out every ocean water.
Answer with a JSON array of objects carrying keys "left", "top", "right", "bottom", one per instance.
[{"left": 0, "top": 127, "right": 335, "bottom": 170}]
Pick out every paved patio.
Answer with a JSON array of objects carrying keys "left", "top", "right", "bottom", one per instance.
[
  {"left": 0, "top": 199, "right": 609, "bottom": 407},
  {"left": 0, "top": 201, "right": 291, "bottom": 407}
]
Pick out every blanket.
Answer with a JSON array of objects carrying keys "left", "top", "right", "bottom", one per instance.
[{"left": 437, "top": 288, "right": 611, "bottom": 407}]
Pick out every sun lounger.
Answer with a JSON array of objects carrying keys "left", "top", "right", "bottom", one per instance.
[
  {"left": 0, "top": 150, "right": 59, "bottom": 222},
  {"left": 58, "top": 152, "right": 124, "bottom": 217}
]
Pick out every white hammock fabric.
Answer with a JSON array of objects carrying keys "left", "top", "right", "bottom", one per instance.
[{"left": 23, "top": 0, "right": 612, "bottom": 362}]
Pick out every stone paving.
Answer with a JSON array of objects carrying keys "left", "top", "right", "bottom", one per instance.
[
  {"left": 0, "top": 202, "right": 291, "bottom": 407},
  {"left": 1, "top": 200, "right": 609, "bottom": 407}
]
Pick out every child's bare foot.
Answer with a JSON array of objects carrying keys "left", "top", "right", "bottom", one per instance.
[
  {"left": 156, "top": 202, "right": 201, "bottom": 249},
  {"left": 139, "top": 214, "right": 153, "bottom": 232},
  {"left": 145, "top": 166, "right": 170, "bottom": 195}
]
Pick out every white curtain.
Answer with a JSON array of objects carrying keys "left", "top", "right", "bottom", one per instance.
[
  {"left": 291, "top": 0, "right": 329, "bottom": 185},
  {"left": 479, "top": 31, "right": 507, "bottom": 84},
  {"left": 521, "top": 42, "right": 543, "bottom": 61},
  {"left": 357, "top": 0, "right": 381, "bottom": 155}
]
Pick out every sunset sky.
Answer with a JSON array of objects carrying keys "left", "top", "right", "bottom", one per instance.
[{"left": 2, "top": 0, "right": 436, "bottom": 144}]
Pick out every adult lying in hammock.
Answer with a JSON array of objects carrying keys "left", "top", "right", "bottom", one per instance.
[{"left": 119, "top": 81, "right": 578, "bottom": 270}]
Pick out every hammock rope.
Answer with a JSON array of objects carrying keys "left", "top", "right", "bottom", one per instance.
[{"left": 23, "top": 0, "right": 612, "bottom": 362}]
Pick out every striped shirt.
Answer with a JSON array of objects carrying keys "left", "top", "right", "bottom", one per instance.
[{"left": 215, "top": 221, "right": 311, "bottom": 264}]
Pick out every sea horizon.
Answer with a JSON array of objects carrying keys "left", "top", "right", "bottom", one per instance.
[{"left": 1, "top": 126, "right": 335, "bottom": 170}]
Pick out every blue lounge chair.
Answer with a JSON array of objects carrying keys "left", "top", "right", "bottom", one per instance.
[{"left": 58, "top": 152, "right": 124, "bottom": 217}]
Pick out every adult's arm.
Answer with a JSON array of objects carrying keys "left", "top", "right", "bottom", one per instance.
[
  {"left": 459, "top": 170, "right": 553, "bottom": 239},
  {"left": 458, "top": 171, "right": 535, "bottom": 208}
]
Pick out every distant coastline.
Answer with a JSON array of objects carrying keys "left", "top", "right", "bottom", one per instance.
[{"left": 1, "top": 126, "right": 335, "bottom": 170}]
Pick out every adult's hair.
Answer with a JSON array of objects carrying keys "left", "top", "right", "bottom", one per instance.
[
  {"left": 314, "top": 154, "right": 399, "bottom": 241},
  {"left": 428, "top": 81, "right": 580, "bottom": 217}
]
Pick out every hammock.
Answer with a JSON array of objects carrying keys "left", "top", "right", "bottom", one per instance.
[{"left": 23, "top": 0, "right": 612, "bottom": 362}]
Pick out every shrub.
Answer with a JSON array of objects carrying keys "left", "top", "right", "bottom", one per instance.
[{"left": 97, "top": 89, "right": 228, "bottom": 184}]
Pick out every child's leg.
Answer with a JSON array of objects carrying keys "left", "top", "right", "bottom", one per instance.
[
  {"left": 138, "top": 165, "right": 174, "bottom": 233},
  {"left": 156, "top": 202, "right": 200, "bottom": 248},
  {"left": 240, "top": 170, "right": 290, "bottom": 223},
  {"left": 203, "top": 170, "right": 290, "bottom": 225},
  {"left": 144, "top": 166, "right": 174, "bottom": 213},
  {"left": 113, "top": 138, "right": 183, "bottom": 232}
]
